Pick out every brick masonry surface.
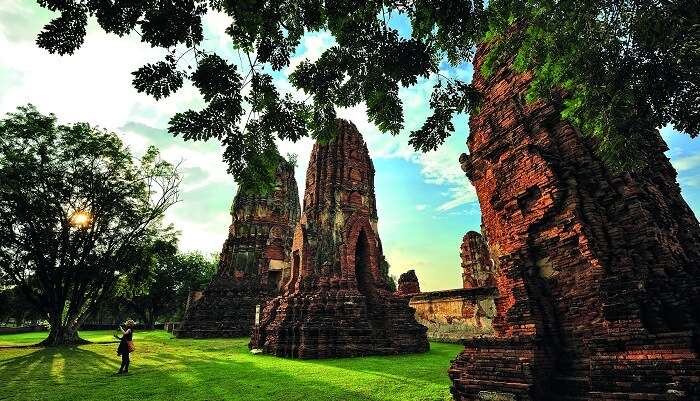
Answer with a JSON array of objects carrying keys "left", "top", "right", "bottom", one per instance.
[
  {"left": 450, "top": 35, "right": 700, "bottom": 400},
  {"left": 175, "top": 160, "right": 300, "bottom": 338},
  {"left": 250, "top": 119, "right": 429, "bottom": 358}
]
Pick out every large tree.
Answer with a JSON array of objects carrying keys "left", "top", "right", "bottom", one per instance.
[
  {"left": 33, "top": 0, "right": 698, "bottom": 185},
  {"left": 0, "top": 105, "right": 181, "bottom": 345}
]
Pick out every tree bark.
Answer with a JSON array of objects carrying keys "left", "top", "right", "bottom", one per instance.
[
  {"left": 39, "top": 316, "right": 88, "bottom": 346},
  {"left": 144, "top": 309, "right": 155, "bottom": 330}
]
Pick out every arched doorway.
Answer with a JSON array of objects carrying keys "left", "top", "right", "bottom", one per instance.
[
  {"left": 355, "top": 229, "right": 384, "bottom": 330},
  {"left": 355, "top": 229, "right": 373, "bottom": 296}
]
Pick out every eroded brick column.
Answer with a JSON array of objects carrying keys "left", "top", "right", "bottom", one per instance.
[
  {"left": 461, "top": 231, "right": 496, "bottom": 288},
  {"left": 175, "top": 159, "right": 300, "bottom": 338},
  {"left": 449, "top": 41, "right": 700, "bottom": 400},
  {"left": 395, "top": 269, "right": 421, "bottom": 297}
]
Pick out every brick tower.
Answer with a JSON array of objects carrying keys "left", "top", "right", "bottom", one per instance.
[
  {"left": 250, "top": 119, "right": 429, "bottom": 358},
  {"left": 175, "top": 158, "right": 300, "bottom": 338},
  {"left": 449, "top": 40, "right": 700, "bottom": 400}
]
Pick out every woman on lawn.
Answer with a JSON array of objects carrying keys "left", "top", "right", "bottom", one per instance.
[{"left": 115, "top": 319, "right": 135, "bottom": 374}]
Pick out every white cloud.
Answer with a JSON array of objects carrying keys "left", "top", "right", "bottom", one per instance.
[
  {"left": 285, "top": 31, "right": 336, "bottom": 76},
  {"left": 415, "top": 204, "right": 427, "bottom": 211},
  {"left": 436, "top": 182, "right": 477, "bottom": 211},
  {"left": 679, "top": 175, "right": 700, "bottom": 188},
  {"left": 0, "top": 4, "right": 237, "bottom": 254},
  {"left": 410, "top": 121, "right": 476, "bottom": 211},
  {"left": 165, "top": 211, "right": 232, "bottom": 253},
  {"left": 672, "top": 154, "right": 700, "bottom": 172}
]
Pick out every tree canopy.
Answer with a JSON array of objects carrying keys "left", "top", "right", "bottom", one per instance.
[
  {"left": 34, "top": 0, "right": 700, "bottom": 186},
  {"left": 116, "top": 228, "right": 218, "bottom": 329},
  {"left": 0, "top": 105, "right": 181, "bottom": 345}
]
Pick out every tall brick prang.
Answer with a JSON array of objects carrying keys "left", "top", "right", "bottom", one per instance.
[
  {"left": 175, "top": 159, "right": 300, "bottom": 338},
  {"left": 460, "top": 231, "right": 495, "bottom": 288},
  {"left": 250, "top": 119, "right": 429, "bottom": 358},
  {"left": 449, "top": 38, "right": 700, "bottom": 400}
]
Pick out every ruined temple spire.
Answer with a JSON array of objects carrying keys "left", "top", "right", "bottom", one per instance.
[{"left": 250, "top": 119, "right": 428, "bottom": 358}]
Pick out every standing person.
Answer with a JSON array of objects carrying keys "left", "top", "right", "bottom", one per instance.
[{"left": 115, "top": 319, "right": 135, "bottom": 374}]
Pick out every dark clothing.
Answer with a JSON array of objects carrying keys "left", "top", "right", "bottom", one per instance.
[
  {"left": 116, "top": 328, "right": 133, "bottom": 355},
  {"left": 116, "top": 328, "right": 133, "bottom": 373},
  {"left": 119, "top": 351, "right": 130, "bottom": 373}
]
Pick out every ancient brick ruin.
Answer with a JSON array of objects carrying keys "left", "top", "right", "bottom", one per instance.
[
  {"left": 410, "top": 286, "right": 496, "bottom": 342},
  {"left": 395, "top": 237, "right": 497, "bottom": 343},
  {"left": 396, "top": 269, "right": 421, "bottom": 296},
  {"left": 450, "top": 40, "right": 700, "bottom": 400},
  {"left": 461, "top": 231, "right": 496, "bottom": 288},
  {"left": 175, "top": 159, "right": 300, "bottom": 338},
  {"left": 250, "top": 119, "right": 429, "bottom": 358}
]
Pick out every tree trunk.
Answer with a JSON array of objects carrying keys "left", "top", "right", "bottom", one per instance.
[
  {"left": 144, "top": 309, "right": 155, "bottom": 330},
  {"left": 40, "top": 319, "right": 88, "bottom": 346}
]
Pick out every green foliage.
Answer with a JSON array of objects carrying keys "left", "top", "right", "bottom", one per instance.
[
  {"left": 132, "top": 55, "right": 185, "bottom": 100},
  {"left": 33, "top": 0, "right": 700, "bottom": 182},
  {"left": 0, "top": 287, "right": 44, "bottom": 326},
  {"left": 0, "top": 331, "right": 461, "bottom": 401},
  {"left": 409, "top": 80, "right": 481, "bottom": 152},
  {"left": 116, "top": 228, "right": 218, "bottom": 327},
  {"left": 35, "top": 2, "right": 86, "bottom": 55},
  {"left": 0, "top": 105, "right": 181, "bottom": 344},
  {"left": 286, "top": 152, "right": 299, "bottom": 168},
  {"left": 480, "top": 0, "right": 700, "bottom": 170}
]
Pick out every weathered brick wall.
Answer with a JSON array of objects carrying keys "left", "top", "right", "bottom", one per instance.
[
  {"left": 450, "top": 35, "right": 700, "bottom": 400},
  {"left": 250, "top": 120, "right": 428, "bottom": 358},
  {"left": 409, "top": 287, "right": 496, "bottom": 342},
  {"left": 175, "top": 159, "right": 300, "bottom": 338}
]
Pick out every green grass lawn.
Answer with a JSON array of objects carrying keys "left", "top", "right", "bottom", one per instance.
[{"left": 0, "top": 330, "right": 462, "bottom": 401}]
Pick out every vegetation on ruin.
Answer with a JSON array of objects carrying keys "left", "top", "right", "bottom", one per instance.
[
  {"left": 33, "top": 0, "right": 699, "bottom": 188},
  {"left": 0, "top": 330, "right": 461, "bottom": 401}
]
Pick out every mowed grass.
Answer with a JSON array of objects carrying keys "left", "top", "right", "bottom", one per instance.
[
  {"left": 0, "top": 330, "right": 462, "bottom": 401},
  {"left": 0, "top": 330, "right": 118, "bottom": 346}
]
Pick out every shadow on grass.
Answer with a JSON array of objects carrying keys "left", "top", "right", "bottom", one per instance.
[
  {"left": 0, "top": 336, "right": 457, "bottom": 401},
  {"left": 257, "top": 342, "right": 460, "bottom": 387},
  {"left": 0, "top": 345, "right": 118, "bottom": 382},
  {"left": 0, "top": 345, "right": 397, "bottom": 400}
]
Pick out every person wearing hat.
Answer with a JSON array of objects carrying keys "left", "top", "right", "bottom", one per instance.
[{"left": 115, "top": 319, "right": 135, "bottom": 374}]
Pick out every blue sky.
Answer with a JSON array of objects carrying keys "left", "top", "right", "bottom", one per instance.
[{"left": 1, "top": 2, "right": 699, "bottom": 291}]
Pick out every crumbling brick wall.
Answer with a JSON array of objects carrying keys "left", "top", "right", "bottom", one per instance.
[
  {"left": 175, "top": 159, "right": 300, "bottom": 338},
  {"left": 409, "top": 287, "right": 496, "bottom": 343},
  {"left": 450, "top": 38, "right": 700, "bottom": 400}
]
